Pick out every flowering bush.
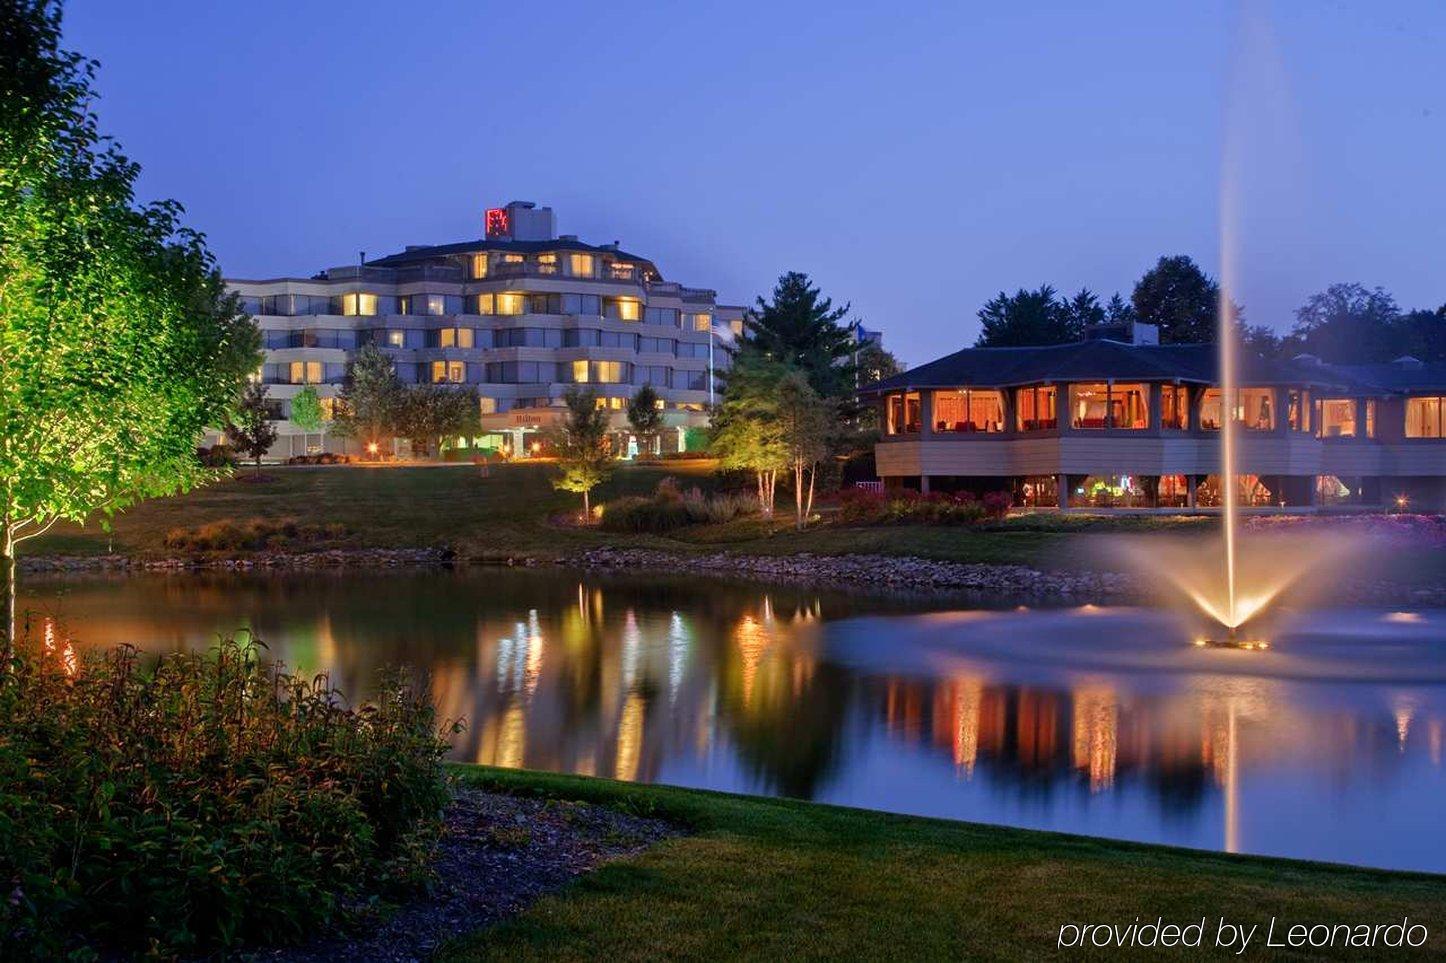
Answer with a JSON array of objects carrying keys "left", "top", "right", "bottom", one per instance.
[{"left": 0, "top": 637, "right": 454, "bottom": 958}]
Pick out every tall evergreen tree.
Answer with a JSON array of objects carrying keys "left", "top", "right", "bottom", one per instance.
[
  {"left": 974, "top": 285, "right": 1078, "bottom": 346},
  {"left": 742, "top": 272, "right": 856, "bottom": 400},
  {"left": 1285, "top": 283, "right": 1401, "bottom": 362},
  {"left": 0, "top": 0, "right": 260, "bottom": 649},
  {"left": 1130, "top": 255, "right": 1236, "bottom": 344},
  {"left": 332, "top": 344, "right": 402, "bottom": 456},
  {"left": 1062, "top": 288, "right": 1105, "bottom": 332},
  {"left": 626, "top": 384, "right": 664, "bottom": 456},
  {"left": 1104, "top": 292, "right": 1136, "bottom": 327}
]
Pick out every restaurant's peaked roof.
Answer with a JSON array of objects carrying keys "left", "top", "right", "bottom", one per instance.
[{"left": 365, "top": 237, "right": 660, "bottom": 276}]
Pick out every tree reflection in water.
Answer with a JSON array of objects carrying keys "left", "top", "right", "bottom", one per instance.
[{"left": 19, "top": 569, "right": 1446, "bottom": 870}]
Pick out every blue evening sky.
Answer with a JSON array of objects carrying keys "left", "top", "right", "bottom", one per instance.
[{"left": 67, "top": 1, "right": 1444, "bottom": 367}]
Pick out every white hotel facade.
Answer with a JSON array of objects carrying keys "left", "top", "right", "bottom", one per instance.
[{"left": 225, "top": 201, "right": 744, "bottom": 458}]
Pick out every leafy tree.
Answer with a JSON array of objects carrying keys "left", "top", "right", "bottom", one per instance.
[
  {"left": 855, "top": 335, "right": 902, "bottom": 387},
  {"left": 974, "top": 285, "right": 1078, "bottom": 346},
  {"left": 1131, "top": 255, "right": 1238, "bottom": 344},
  {"left": 1394, "top": 305, "right": 1446, "bottom": 363},
  {"left": 1285, "top": 283, "right": 1401, "bottom": 362},
  {"left": 397, "top": 385, "right": 479, "bottom": 458},
  {"left": 775, "top": 372, "right": 833, "bottom": 530},
  {"left": 550, "top": 388, "right": 613, "bottom": 517},
  {"left": 0, "top": 1, "right": 260, "bottom": 650},
  {"left": 742, "top": 272, "right": 856, "bottom": 400},
  {"left": 332, "top": 343, "right": 401, "bottom": 457},
  {"left": 626, "top": 384, "right": 664, "bottom": 457},
  {"left": 710, "top": 353, "right": 789, "bottom": 517},
  {"left": 227, "top": 381, "right": 278, "bottom": 478},
  {"left": 1236, "top": 323, "right": 1283, "bottom": 360},
  {"left": 289, "top": 385, "right": 325, "bottom": 453}
]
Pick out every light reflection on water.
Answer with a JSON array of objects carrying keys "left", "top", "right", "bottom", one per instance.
[{"left": 19, "top": 569, "right": 1446, "bottom": 873}]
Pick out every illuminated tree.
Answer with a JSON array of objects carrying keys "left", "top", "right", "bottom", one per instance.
[
  {"left": 743, "top": 272, "right": 857, "bottom": 401},
  {"left": 0, "top": 1, "right": 260, "bottom": 651},
  {"left": 289, "top": 384, "right": 325, "bottom": 453},
  {"left": 227, "top": 381, "right": 278, "bottom": 478},
  {"left": 626, "top": 384, "right": 663, "bottom": 456},
  {"left": 397, "top": 385, "right": 480, "bottom": 458},
  {"left": 332, "top": 344, "right": 401, "bottom": 457},
  {"left": 709, "top": 353, "right": 789, "bottom": 517},
  {"left": 776, "top": 372, "right": 833, "bottom": 530},
  {"left": 550, "top": 388, "right": 613, "bottom": 517}
]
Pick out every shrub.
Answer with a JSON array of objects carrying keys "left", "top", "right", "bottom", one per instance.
[
  {"left": 197, "top": 443, "right": 237, "bottom": 467},
  {"left": 163, "top": 517, "right": 352, "bottom": 552},
  {"left": 599, "top": 483, "right": 760, "bottom": 533},
  {"left": 982, "top": 490, "right": 1013, "bottom": 519},
  {"left": 832, "top": 487, "right": 1015, "bottom": 526},
  {"left": 0, "top": 637, "right": 454, "bottom": 958}
]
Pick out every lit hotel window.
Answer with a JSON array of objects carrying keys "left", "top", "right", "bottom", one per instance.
[
  {"left": 387, "top": 330, "right": 405, "bottom": 348},
  {"left": 572, "top": 359, "right": 589, "bottom": 383},
  {"left": 607, "top": 298, "right": 642, "bottom": 322},
  {"left": 470, "top": 254, "right": 488, "bottom": 279},
  {"left": 504, "top": 253, "right": 524, "bottom": 263},
  {"left": 431, "top": 361, "right": 465, "bottom": 384},
  {"left": 439, "top": 327, "right": 473, "bottom": 348},
  {"left": 340, "top": 292, "right": 378, "bottom": 316},
  {"left": 594, "top": 361, "right": 625, "bottom": 383},
  {"left": 610, "top": 262, "right": 636, "bottom": 281},
  {"left": 569, "top": 253, "right": 594, "bottom": 277},
  {"left": 479, "top": 396, "right": 497, "bottom": 415},
  {"left": 1069, "top": 383, "right": 1110, "bottom": 429},
  {"left": 692, "top": 313, "right": 712, "bottom": 333},
  {"left": 885, "top": 392, "right": 921, "bottom": 434},
  {"left": 1200, "top": 388, "right": 1271, "bottom": 431},
  {"left": 289, "top": 361, "right": 322, "bottom": 384},
  {"left": 1318, "top": 398, "right": 1357, "bottom": 437},
  {"left": 537, "top": 253, "right": 558, "bottom": 275},
  {"left": 1288, "top": 389, "right": 1311, "bottom": 432},
  {"left": 425, "top": 294, "right": 446, "bottom": 316},
  {"left": 477, "top": 293, "right": 525, "bottom": 315},
  {"left": 1405, "top": 396, "right": 1444, "bottom": 437}
]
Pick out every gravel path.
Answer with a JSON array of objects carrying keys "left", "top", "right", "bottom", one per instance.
[{"left": 250, "top": 788, "right": 676, "bottom": 963}]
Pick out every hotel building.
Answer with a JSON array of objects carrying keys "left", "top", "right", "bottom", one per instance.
[
  {"left": 864, "top": 327, "right": 1446, "bottom": 509},
  {"left": 225, "top": 201, "right": 744, "bottom": 457}
]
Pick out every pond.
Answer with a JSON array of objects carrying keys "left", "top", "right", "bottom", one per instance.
[{"left": 19, "top": 569, "right": 1446, "bottom": 874}]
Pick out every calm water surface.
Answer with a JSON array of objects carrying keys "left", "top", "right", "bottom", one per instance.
[{"left": 19, "top": 569, "right": 1446, "bottom": 874}]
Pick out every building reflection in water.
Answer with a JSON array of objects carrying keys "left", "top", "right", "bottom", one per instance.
[{"left": 17, "top": 569, "right": 1446, "bottom": 870}]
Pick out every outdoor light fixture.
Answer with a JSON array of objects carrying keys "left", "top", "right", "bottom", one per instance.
[
  {"left": 1395, "top": 494, "right": 1410, "bottom": 509},
  {"left": 366, "top": 442, "right": 379, "bottom": 456}
]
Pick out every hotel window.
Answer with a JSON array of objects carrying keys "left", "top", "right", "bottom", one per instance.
[
  {"left": 594, "top": 361, "right": 626, "bottom": 383},
  {"left": 1236, "top": 387, "right": 1274, "bottom": 431},
  {"left": 563, "top": 293, "right": 603, "bottom": 315},
  {"left": 479, "top": 396, "right": 497, "bottom": 415},
  {"left": 1112, "top": 383, "right": 1149, "bottom": 429},
  {"left": 1069, "top": 383, "right": 1111, "bottom": 429},
  {"left": 476, "top": 292, "right": 525, "bottom": 316},
  {"left": 1365, "top": 399, "right": 1376, "bottom": 438},
  {"left": 1318, "top": 399, "right": 1357, "bottom": 437},
  {"left": 438, "top": 327, "right": 474, "bottom": 349},
  {"left": 606, "top": 298, "right": 642, "bottom": 322},
  {"left": 503, "top": 253, "right": 524, "bottom": 264},
  {"left": 885, "top": 392, "right": 921, "bottom": 435},
  {"left": 1405, "top": 396, "right": 1444, "bottom": 438},
  {"left": 644, "top": 307, "right": 678, "bottom": 327},
  {"left": 1015, "top": 385, "right": 1057, "bottom": 431},
  {"left": 609, "top": 262, "right": 636, "bottom": 281},
  {"left": 932, "top": 389, "right": 1004, "bottom": 433},
  {"left": 691, "top": 313, "right": 712, "bottom": 332},
  {"left": 593, "top": 395, "right": 625, "bottom": 411},
  {"left": 384, "top": 329, "right": 404, "bottom": 348},
  {"left": 396, "top": 295, "right": 411, "bottom": 315},
  {"left": 470, "top": 254, "right": 488, "bottom": 279},
  {"left": 1161, "top": 385, "right": 1188, "bottom": 430},
  {"left": 431, "top": 360, "right": 465, "bottom": 384},
  {"left": 338, "top": 292, "right": 378, "bottom": 316},
  {"left": 537, "top": 253, "right": 558, "bottom": 275},
  {"left": 288, "top": 361, "right": 322, "bottom": 384},
  {"left": 572, "top": 359, "right": 589, "bottom": 383},
  {"left": 568, "top": 253, "right": 594, "bottom": 277},
  {"left": 1288, "top": 389, "right": 1311, "bottom": 432},
  {"left": 424, "top": 294, "right": 446, "bottom": 316}
]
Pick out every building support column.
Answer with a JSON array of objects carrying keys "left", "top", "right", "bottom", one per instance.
[
  {"left": 1187, "top": 474, "right": 1198, "bottom": 509},
  {"left": 920, "top": 475, "right": 931, "bottom": 494},
  {"left": 1056, "top": 473, "right": 1069, "bottom": 510}
]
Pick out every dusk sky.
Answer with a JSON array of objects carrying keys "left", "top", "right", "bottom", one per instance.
[{"left": 68, "top": 1, "right": 1444, "bottom": 368}]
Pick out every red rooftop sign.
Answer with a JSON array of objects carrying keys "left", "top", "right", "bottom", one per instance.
[{"left": 485, "top": 207, "right": 510, "bottom": 238}]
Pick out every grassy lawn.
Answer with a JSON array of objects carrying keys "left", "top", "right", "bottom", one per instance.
[
  {"left": 22, "top": 462, "right": 1446, "bottom": 582},
  {"left": 443, "top": 767, "right": 1446, "bottom": 961}
]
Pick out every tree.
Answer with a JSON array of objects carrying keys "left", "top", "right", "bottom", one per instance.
[
  {"left": 0, "top": 1, "right": 260, "bottom": 651},
  {"left": 1130, "top": 255, "right": 1237, "bottom": 344},
  {"left": 289, "top": 385, "right": 325, "bottom": 454},
  {"left": 1395, "top": 306, "right": 1446, "bottom": 363},
  {"left": 710, "top": 353, "right": 789, "bottom": 518},
  {"left": 626, "top": 384, "right": 664, "bottom": 457},
  {"left": 227, "top": 381, "right": 277, "bottom": 478},
  {"left": 397, "top": 385, "right": 479, "bottom": 458},
  {"left": 1285, "top": 283, "right": 1401, "bottom": 363},
  {"left": 332, "top": 343, "right": 401, "bottom": 457},
  {"left": 855, "top": 335, "right": 902, "bottom": 387},
  {"left": 1061, "top": 288, "right": 1105, "bottom": 332},
  {"left": 1104, "top": 292, "right": 1137, "bottom": 327},
  {"left": 550, "top": 388, "right": 613, "bottom": 517},
  {"left": 775, "top": 372, "right": 833, "bottom": 531},
  {"left": 974, "top": 285, "right": 1078, "bottom": 347},
  {"left": 743, "top": 272, "right": 856, "bottom": 401}
]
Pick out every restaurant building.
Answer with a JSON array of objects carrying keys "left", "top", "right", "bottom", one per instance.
[
  {"left": 226, "top": 201, "right": 744, "bottom": 458},
  {"left": 864, "top": 328, "right": 1446, "bottom": 509}
]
